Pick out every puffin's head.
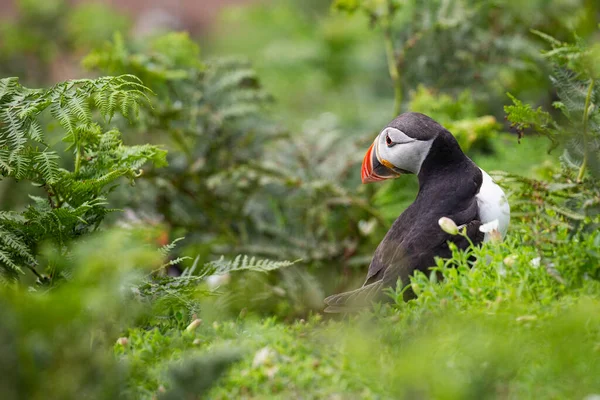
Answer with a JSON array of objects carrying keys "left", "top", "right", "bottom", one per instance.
[{"left": 361, "top": 112, "right": 445, "bottom": 183}]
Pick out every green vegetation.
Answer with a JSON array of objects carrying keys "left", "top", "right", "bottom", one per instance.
[
  {"left": 0, "top": 75, "right": 165, "bottom": 281},
  {"left": 1, "top": 0, "right": 600, "bottom": 398}
]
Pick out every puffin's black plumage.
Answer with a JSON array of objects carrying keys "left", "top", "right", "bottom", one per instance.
[{"left": 324, "top": 113, "right": 486, "bottom": 312}]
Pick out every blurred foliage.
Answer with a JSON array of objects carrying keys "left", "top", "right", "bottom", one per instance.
[
  {"left": 409, "top": 85, "right": 502, "bottom": 152},
  {"left": 332, "top": 0, "right": 599, "bottom": 116},
  {"left": 83, "top": 32, "right": 279, "bottom": 249},
  {"left": 66, "top": 3, "right": 130, "bottom": 52},
  {"left": 0, "top": 232, "right": 151, "bottom": 400},
  {"left": 0, "top": 0, "right": 130, "bottom": 84},
  {"left": 0, "top": 231, "right": 249, "bottom": 400},
  {"left": 83, "top": 32, "right": 386, "bottom": 295},
  {"left": 506, "top": 28, "right": 600, "bottom": 181},
  {"left": 0, "top": 75, "right": 165, "bottom": 282},
  {"left": 0, "top": 0, "right": 600, "bottom": 398},
  {"left": 503, "top": 28, "right": 600, "bottom": 263},
  {"left": 114, "top": 224, "right": 600, "bottom": 399},
  {"left": 208, "top": 0, "right": 391, "bottom": 130}
]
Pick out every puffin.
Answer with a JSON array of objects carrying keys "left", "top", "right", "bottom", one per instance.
[{"left": 324, "top": 112, "right": 510, "bottom": 312}]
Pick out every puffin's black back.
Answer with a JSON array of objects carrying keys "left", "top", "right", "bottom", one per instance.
[{"left": 324, "top": 117, "right": 484, "bottom": 312}]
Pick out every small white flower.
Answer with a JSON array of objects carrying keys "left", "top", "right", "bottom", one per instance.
[
  {"left": 252, "top": 346, "right": 277, "bottom": 368},
  {"left": 503, "top": 255, "right": 517, "bottom": 267},
  {"left": 516, "top": 315, "right": 537, "bottom": 322},
  {"left": 185, "top": 318, "right": 202, "bottom": 332},
  {"left": 498, "top": 264, "right": 506, "bottom": 277},
  {"left": 530, "top": 257, "right": 541, "bottom": 269},
  {"left": 480, "top": 219, "right": 502, "bottom": 242},
  {"left": 358, "top": 218, "right": 377, "bottom": 236},
  {"left": 479, "top": 219, "right": 499, "bottom": 233},
  {"left": 438, "top": 217, "right": 458, "bottom": 235}
]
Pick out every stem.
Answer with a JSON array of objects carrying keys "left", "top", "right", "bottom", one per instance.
[
  {"left": 27, "top": 264, "right": 44, "bottom": 281},
  {"left": 48, "top": 184, "right": 63, "bottom": 208},
  {"left": 74, "top": 144, "right": 82, "bottom": 175},
  {"left": 382, "top": 17, "right": 402, "bottom": 116},
  {"left": 577, "top": 78, "right": 595, "bottom": 182}
]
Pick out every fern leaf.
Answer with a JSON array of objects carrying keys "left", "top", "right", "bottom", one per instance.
[
  {"left": 33, "top": 151, "right": 60, "bottom": 184},
  {"left": 0, "top": 148, "right": 12, "bottom": 175},
  {"left": 1, "top": 107, "right": 27, "bottom": 150},
  {"left": 530, "top": 29, "right": 564, "bottom": 46},
  {"left": 161, "top": 256, "right": 192, "bottom": 269},
  {"left": 67, "top": 93, "right": 91, "bottom": 123},
  {"left": 203, "top": 255, "right": 298, "bottom": 277},
  {"left": 158, "top": 237, "right": 186, "bottom": 257},
  {"left": 50, "top": 102, "right": 76, "bottom": 137},
  {"left": 27, "top": 120, "right": 43, "bottom": 142},
  {"left": 0, "top": 248, "right": 23, "bottom": 275},
  {"left": 0, "top": 77, "right": 19, "bottom": 101},
  {"left": 0, "top": 228, "right": 36, "bottom": 264},
  {"left": 505, "top": 93, "right": 553, "bottom": 127},
  {"left": 10, "top": 150, "right": 32, "bottom": 180}
]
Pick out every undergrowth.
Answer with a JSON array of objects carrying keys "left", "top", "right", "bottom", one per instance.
[
  {"left": 1, "top": 5, "right": 600, "bottom": 400},
  {"left": 0, "top": 75, "right": 166, "bottom": 282}
]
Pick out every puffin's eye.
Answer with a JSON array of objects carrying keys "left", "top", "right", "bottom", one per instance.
[{"left": 385, "top": 133, "right": 393, "bottom": 147}]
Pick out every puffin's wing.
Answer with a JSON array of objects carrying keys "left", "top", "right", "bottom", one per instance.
[
  {"left": 323, "top": 219, "right": 484, "bottom": 313},
  {"left": 378, "top": 219, "right": 484, "bottom": 299},
  {"left": 323, "top": 280, "right": 383, "bottom": 313}
]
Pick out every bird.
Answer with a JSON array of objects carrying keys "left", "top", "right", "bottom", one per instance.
[{"left": 324, "top": 112, "right": 510, "bottom": 313}]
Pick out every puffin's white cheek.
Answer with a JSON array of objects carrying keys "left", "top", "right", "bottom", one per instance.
[{"left": 385, "top": 141, "right": 433, "bottom": 174}]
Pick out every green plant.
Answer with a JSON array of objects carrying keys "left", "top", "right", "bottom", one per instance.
[
  {"left": 506, "top": 29, "right": 600, "bottom": 182},
  {"left": 0, "top": 0, "right": 130, "bottom": 84},
  {"left": 503, "top": 29, "right": 600, "bottom": 259},
  {"left": 332, "top": 0, "right": 596, "bottom": 116},
  {"left": 84, "top": 33, "right": 386, "bottom": 290},
  {"left": 409, "top": 85, "right": 502, "bottom": 152},
  {"left": 0, "top": 75, "right": 166, "bottom": 281},
  {"left": 84, "top": 33, "right": 278, "bottom": 248},
  {"left": 66, "top": 3, "right": 130, "bottom": 52},
  {"left": 0, "top": 230, "right": 155, "bottom": 400},
  {"left": 158, "top": 350, "right": 243, "bottom": 400}
]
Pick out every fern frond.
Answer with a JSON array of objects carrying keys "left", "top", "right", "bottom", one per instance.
[
  {"left": 33, "top": 151, "right": 60, "bottom": 184},
  {"left": 161, "top": 256, "right": 192, "bottom": 269},
  {"left": 0, "top": 228, "right": 36, "bottom": 264},
  {"left": 1, "top": 106, "right": 27, "bottom": 150},
  {"left": 551, "top": 67, "right": 588, "bottom": 119},
  {"left": 0, "top": 77, "right": 19, "bottom": 101},
  {"left": 0, "top": 74, "right": 166, "bottom": 282},
  {"left": 10, "top": 150, "right": 32, "bottom": 180},
  {"left": 57, "top": 170, "right": 126, "bottom": 206},
  {"left": 158, "top": 237, "right": 186, "bottom": 257},
  {"left": 50, "top": 102, "right": 77, "bottom": 138},
  {"left": 27, "top": 120, "right": 43, "bottom": 143},
  {"left": 66, "top": 93, "right": 91, "bottom": 124},
  {"left": 0, "top": 148, "right": 13, "bottom": 175},
  {"left": 202, "top": 255, "right": 298, "bottom": 277},
  {"left": 530, "top": 29, "right": 564, "bottom": 46},
  {"left": 206, "top": 68, "right": 259, "bottom": 95},
  {"left": 0, "top": 248, "right": 23, "bottom": 275}
]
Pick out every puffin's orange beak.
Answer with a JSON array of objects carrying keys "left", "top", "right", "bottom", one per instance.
[{"left": 361, "top": 141, "right": 401, "bottom": 184}]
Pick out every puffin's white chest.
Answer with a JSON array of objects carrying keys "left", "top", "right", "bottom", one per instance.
[{"left": 476, "top": 169, "right": 510, "bottom": 241}]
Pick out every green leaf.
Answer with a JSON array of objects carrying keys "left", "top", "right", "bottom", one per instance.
[{"left": 33, "top": 151, "right": 60, "bottom": 184}]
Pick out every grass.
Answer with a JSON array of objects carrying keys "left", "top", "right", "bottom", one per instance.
[
  {"left": 1, "top": 124, "right": 588, "bottom": 399},
  {"left": 115, "top": 224, "right": 600, "bottom": 399},
  {"left": 114, "top": 135, "right": 589, "bottom": 400}
]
